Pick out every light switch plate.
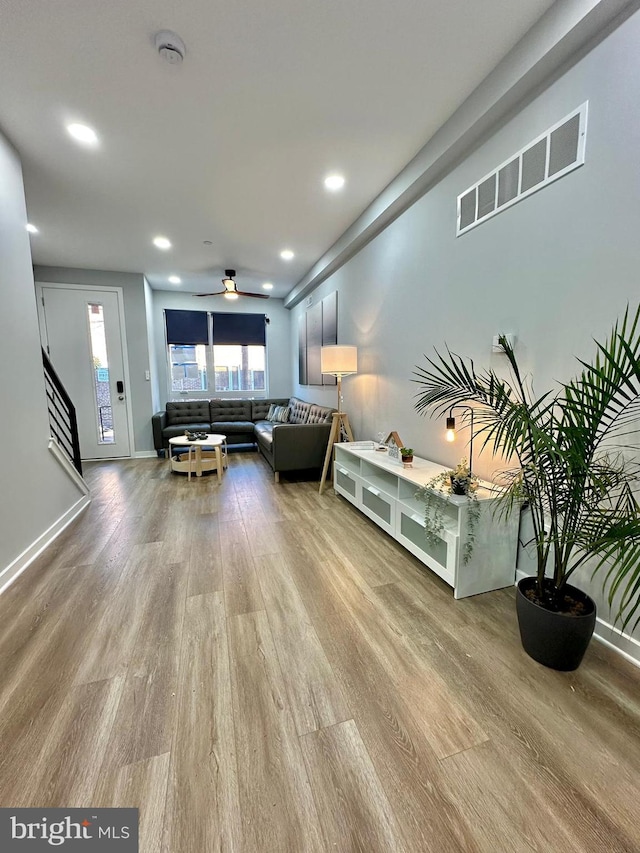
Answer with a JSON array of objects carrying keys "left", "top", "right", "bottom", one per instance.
[{"left": 492, "top": 333, "right": 515, "bottom": 353}]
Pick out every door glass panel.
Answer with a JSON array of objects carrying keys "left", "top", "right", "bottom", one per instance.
[{"left": 88, "top": 303, "right": 115, "bottom": 444}]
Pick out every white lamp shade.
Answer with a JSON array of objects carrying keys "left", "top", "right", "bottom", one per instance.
[{"left": 321, "top": 345, "right": 358, "bottom": 375}]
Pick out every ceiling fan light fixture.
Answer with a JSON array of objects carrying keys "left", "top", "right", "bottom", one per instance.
[{"left": 192, "top": 268, "right": 270, "bottom": 299}]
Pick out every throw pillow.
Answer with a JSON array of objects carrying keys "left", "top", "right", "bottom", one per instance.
[
  {"left": 268, "top": 405, "right": 290, "bottom": 423},
  {"left": 266, "top": 403, "right": 277, "bottom": 421}
]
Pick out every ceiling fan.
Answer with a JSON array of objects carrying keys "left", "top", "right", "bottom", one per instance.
[{"left": 194, "top": 269, "right": 269, "bottom": 300}]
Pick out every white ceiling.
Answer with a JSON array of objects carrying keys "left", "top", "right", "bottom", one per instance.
[{"left": 0, "top": 0, "right": 555, "bottom": 299}]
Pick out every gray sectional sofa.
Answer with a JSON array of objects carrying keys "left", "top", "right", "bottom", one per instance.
[{"left": 152, "top": 397, "right": 336, "bottom": 482}]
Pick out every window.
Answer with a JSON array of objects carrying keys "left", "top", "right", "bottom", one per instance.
[
  {"left": 169, "top": 344, "right": 208, "bottom": 392},
  {"left": 165, "top": 310, "right": 267, "bottom": 397},
  {"left": 213, "top": 345, "right": 265, "bottom": 392}
]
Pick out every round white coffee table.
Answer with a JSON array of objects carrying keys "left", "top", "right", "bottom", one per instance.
[{"left": 168, "top": 434, "right": 227, "bottom": 482}]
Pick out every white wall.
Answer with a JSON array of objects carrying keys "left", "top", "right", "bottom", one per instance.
[
  {"left": 290, "top": 10, "right": 640, "bottom": 651},
  {"left": 152, "top": 290, "right": 292, "bottom": 407},
  {"left": 33, "top": 266, "right": 155, "bottom": 452},
  {"left": 0, "top": 131, "right": 86, "bottom": 582}
]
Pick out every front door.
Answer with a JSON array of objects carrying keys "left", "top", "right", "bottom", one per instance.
[{"left": 38, "top": 284, "right": 132, "bottom": 460}]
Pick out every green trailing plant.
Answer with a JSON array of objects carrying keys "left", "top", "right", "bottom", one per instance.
[
  {"left": 412, "top": 306, "right": 640, "bottom": 628},
  {"left": 415, "top": 458, "right": 480, "bottom": 564}
]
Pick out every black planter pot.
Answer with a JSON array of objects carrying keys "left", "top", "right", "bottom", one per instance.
[{"left": 516, "top": 577, "right": 596, "bottom": 671}]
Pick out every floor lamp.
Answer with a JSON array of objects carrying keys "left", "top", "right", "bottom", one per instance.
[{"left": 318, "top": 345, "right": 357, "bottom": 495}]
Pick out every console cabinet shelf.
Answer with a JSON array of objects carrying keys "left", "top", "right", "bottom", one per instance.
[{"left": 333, "top": 443, "right": 519, "bottom": 599}]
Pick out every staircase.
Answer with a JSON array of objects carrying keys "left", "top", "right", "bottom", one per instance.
[{"left": 42, "top": 347, "right": 82, "bottom": 475}]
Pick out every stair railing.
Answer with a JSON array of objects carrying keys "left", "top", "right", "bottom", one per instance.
[{"left": 42, "top": 348, "right": 82, "bottom": 475}]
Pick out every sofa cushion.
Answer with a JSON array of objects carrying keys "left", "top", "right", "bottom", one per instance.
[
  {"left": 210, "top": 400, "right": 252, "bottom": 422},
  {"left": 163, "top": 422, "right": 212, "bottom": 440},
  {"left": 254, "top": 420, "right": 274, "bottom": 448},
  {"left": 308, "top": 404, "right": 334, "bottom": 424},
  {"left": 166, "top": 401, "right": 210, "bottom": 426},
  {"left": 210, "top": 421, "right": 254, "bottom": 435},
  {"left": 251, "top": 399, "right": 289, "bottom": 421},
  {"left": 268, "top": 405, "right": 290, "bottom": 423},
  {"left": 288, "top": 397, "right": 311, "bottom": 424}
]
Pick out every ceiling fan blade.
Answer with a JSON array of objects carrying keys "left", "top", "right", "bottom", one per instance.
[
  {"left": 193, "top": 291, "right": 225, "bottom": 297},
  {"left": 236, "top": 290, "right": 270, "bottom": 299}
]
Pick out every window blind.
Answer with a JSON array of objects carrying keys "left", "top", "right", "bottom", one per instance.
[
  {"left": 213, "top": 313, "right": 266, "bottom": 346},
  {"left": 165, "top": 309, "right": 209, "bottom": 345}
]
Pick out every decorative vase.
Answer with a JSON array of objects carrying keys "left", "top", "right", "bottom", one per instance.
[{"left": 516, "top": 577, "right": 596, "bottom": 671}]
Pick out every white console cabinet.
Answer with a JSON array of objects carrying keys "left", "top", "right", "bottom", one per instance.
[{"left": 333, "top": 443, "right": 519, "bottom": 599}]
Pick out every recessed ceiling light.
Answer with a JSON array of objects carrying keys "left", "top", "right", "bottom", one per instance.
[
  {"left": 280, "top": 249, "right": 294, "bottom": 260},
  {"left": 324, "top": 174, "right": 345, "bottom": 191},
  {"left": 262, "top": 282, "right": 274, "bottom": 291},
  {"left": 67, "top": 123, "right": 98, "bottom": 145},
  {"left": 26, "top": 223, "right": 39, "bottom": 234},
  {"left": 168, "top": 275, "right": 181, "bottom": 284},
  {"left": 153, "top": 236, "right": 172, "bottom": 250}
]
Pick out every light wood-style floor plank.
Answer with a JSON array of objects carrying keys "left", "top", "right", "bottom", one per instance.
[
  {"left": 94, "top": 752, "right": 171, "bottom": 853},
  {"left": 220, "top": 523, "right": 265, "bottom": 616},
  {"left": 20, "top": 676, "right": 124, "bottom": 807},
  {"left": 228, "top": 608, "right": 324, "bottom": 852},
  {"left": 187, "top": 512, "right": 223, "bottom": 596},
  {"left": 255, "top": 551, "right": 351, "bottom": 735},
  {"left": 301, "top": 719, "right": 407, "bottom": 853},
  {"left": 162, "top": 592, "right": 242, "bottom": 853}
]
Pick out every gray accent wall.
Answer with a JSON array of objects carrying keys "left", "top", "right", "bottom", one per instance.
[
  {"left": 33, "top": 266, "right": 155, "bottom": 453},
  {"left": 0, "top": 131, "right": 84, "bottom": 578},
  {"left": 289, "top": 9, "right": 640, "bottom": 646}
]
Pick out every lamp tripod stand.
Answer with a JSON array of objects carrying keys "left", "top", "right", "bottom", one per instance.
[
  {"left": 319, "top": 412, "right": 354, "bottom": 495},
  {"left": 318, "top": 345, "right": 357, "bottom": 495}
]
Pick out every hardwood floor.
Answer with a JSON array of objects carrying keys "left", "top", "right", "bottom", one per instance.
[{"left": 1, "top": 452, "right": 640, "bottom": 851}]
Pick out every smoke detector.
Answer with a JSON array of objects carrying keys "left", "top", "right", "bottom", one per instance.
[{"left": 155, "top": 30, "right": 186, "bottom": 65}]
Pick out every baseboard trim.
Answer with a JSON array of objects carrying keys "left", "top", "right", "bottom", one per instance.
[
  {"left": 0, "top": 493, "right": 91, "bottom": 596},
  {"left": 49, "top": 438, "right": 90, "bottom": 494},
  {"left": 134, "top": 450, "right": 159, "bottom": 458},
  {"left": 515, "top": 570, "right": 640, "bottom": 670}
]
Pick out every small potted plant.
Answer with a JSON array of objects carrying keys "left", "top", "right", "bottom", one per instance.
[
  {"left": 400, "top": 447, "right": 414, "bottom": 467},
  {"left": 449, "top": 457, "right": 475, "bottom": 495},
  {"left": 415, "top": 457, "right": 480, "bottom": 564}
]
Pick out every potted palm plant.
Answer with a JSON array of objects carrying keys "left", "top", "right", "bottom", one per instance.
[{"left": 412, "top": 307, "right": 640, "bottom": 670}]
